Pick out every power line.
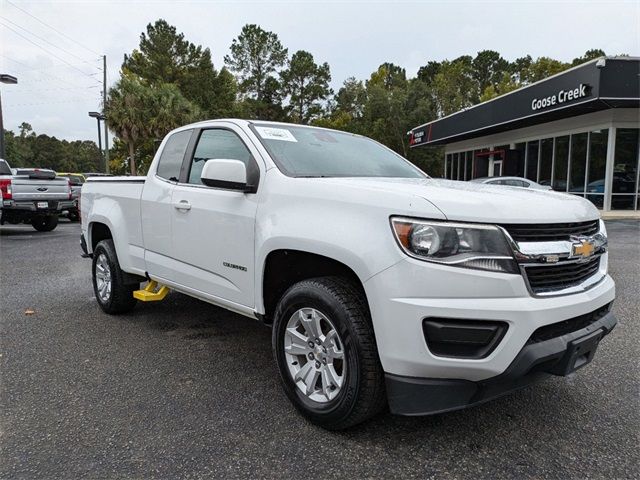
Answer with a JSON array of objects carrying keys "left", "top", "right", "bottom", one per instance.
[
  {"left": 0, "top": 53, "right": 99, "bottom": 90},
  {"left": 5, "top": 97, "right": 100, "bottom": 108},
  {"left": 0, "top": 21, "right": 102, "bottom": 83},
  {"left": 3, "top": 84, "right": 100, "bottom": 94},
  {"left": 0, "top": 16, "right": 101, "bottom": 70},
  {"left": 5, "top": 61, "right": 102, "bottom": 74},
  {"left": 5, "top": 0, "right": 101, "bottom": 57}
]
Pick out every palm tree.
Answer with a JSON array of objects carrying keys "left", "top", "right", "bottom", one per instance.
[
  {"left": 106, "top": 75, "right": 201, "bottom": 175},
  {"left": 105, "top": 75, "right": 150, "bottom": 176}
]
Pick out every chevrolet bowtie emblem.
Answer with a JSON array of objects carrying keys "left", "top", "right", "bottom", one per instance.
[{"left": 572, "top": 239, "right": 595, "bottom": 258}]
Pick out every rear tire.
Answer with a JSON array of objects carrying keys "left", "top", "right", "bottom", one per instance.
[
  {"left": 272, "top": 276, "right": 386, "bottom": 430},
  {"left": 92, "top": 239, "right": 138, "bottom": 314},
  {"left": 31, "top": 215, "right": 58, "bottom": 232}
]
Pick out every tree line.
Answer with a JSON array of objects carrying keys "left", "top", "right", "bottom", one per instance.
[
  {"left": 5, "top": 18, "right": 612, "bottom": 175},
  {"left": 4, "top": 122, "right": 101, "bottom": 173}
]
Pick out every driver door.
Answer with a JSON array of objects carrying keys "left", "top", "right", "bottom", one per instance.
[{"left": 170, "top": 125, "right": 262, "bottom": 308}]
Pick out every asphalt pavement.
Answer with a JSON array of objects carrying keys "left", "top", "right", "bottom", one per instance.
[{"left": 1, "top": 220, "right": 638, "bottom": 479}]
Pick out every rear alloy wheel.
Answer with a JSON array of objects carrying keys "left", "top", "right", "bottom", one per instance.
[
  {"left": 273, "top": 277, "right": 386, "bottom": 430},
  {"left": 92, "top": 239, "right": 138, "bottom": 314},
  {"left": 31, "top": 215, "right": 58, "bottom": 232},
  {"left": 95, "top": 254, "right": 112, "bottom": 303}
]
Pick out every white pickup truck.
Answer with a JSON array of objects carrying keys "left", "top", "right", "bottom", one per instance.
[{"left": 80, "top": 120, "right": 616, "bottom": 429}]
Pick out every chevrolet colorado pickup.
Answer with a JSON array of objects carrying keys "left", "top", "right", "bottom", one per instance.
[
  {"left": 1, "top": 159, "right": 73, "bottom": 231},
  {"left": 80, "top": 120, "right": 616, "bottom": 429}
]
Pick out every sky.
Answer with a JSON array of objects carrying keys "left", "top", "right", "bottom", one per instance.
[{"left": 1, "top": 0, "right": 639, "bottom": 143}]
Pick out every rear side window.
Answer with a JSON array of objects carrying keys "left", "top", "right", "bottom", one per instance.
[
  {"left": 188, "top": 129, "right": 256, "bottom": 185},
  {"left": 0, "top": 160, "right": 11, "bottom": 175},
  {"left": 69, "top": 175, "right": 85, "bottom": 184},
  {"left": 156, "top": 130, "right": 192, "bottom": 181},
  {"left": 504, "top": 179, "right": 526, "bottom": 187}
]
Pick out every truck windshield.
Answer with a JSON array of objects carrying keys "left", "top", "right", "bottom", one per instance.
[{"left": 251, "top": 123, "right": 426, "bottom": 178}]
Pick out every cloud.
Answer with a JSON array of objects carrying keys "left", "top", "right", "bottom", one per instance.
[{"left": 1, "top": 0, "right": 638, "bottom": 142}]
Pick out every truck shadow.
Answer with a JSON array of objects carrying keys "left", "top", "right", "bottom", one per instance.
[{"left": 118, "top": 290, "right": 596, "bottom": 445}]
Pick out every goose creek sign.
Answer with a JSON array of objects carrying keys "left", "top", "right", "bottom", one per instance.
[{"left": 531, "top": 83, "right": 591, "bottom": 111}]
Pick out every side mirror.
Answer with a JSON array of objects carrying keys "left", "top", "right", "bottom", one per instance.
[{"left": 200, "top": 159, "right": 256, "bottom": 193}]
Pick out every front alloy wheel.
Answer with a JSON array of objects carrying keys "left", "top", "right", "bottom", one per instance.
[
  {"left": 284, "top": 308, "right": 346, "bottom": 403},
  {"left": 272, "top": 277, "right": 386, "bottom": 430}
]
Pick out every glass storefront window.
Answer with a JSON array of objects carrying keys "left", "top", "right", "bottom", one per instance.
[
  {"left": 441, "top": 126, "right": 636, "bottom": 209},
  {"left": 450, "top": 153, "right": 455, "bottom": 179},
  {"left": 611, "top": 128, "right": 639, "bottom": 210},
  {"left": 612, "top": 128, "right": 639, "bottom": 194},
  {"left": 458, "top": 152, "right": 467, "bottom": 180},
  {"left": 587, "top": 129, "right": 608, "bottom": 195},
  {"left": 445, "top": 154, "right": 451, "bottom": 179},
  {"left": 513, "top": 142, "right": 526, "bottom": 177},
  {"left": 539, "top": 138, "right": 553, "bottom": 187},
  {"left": 474, "top": 150, "right": 489, "bottom": 178},
  {"left": 526, "top": 141, "right": 539, "bottom": 181},
  {"left": 553, "top": 135, "right": 569, "bottom": 191},
  {"left": 569, "top": 132, "right": 588, "bottom": 193}
]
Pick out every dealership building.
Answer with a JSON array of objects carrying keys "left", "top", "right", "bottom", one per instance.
[{"left": 409, "top": 56, "right": 640, "bottom": 211}]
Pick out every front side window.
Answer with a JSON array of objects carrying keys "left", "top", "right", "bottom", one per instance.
[
  {"left": 188, "top": 129, "right": 256, "bottom": 185},
  {"left": 252, "top": 123, "right": 425, "bottom": 178},
  {"left": 156, "top": 129, "right": 192, "bottom": 181}
]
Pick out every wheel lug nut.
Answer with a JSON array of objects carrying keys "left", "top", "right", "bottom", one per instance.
[
  {"left": 322, "top": 358, "right": 327, "bottom": 365},
  {"left": 315, "top": 338, "right": 321, "bottom": 345},
  {"left": 308, "top": 341, "right": 314, "bottom": 348},
  {"left": 322, "top": 347, "right": 327, "bottom": 353},
  {"left": 315, "top": 361, "right": 321, "bottom": 368},
  {"left": 308, "top": 353, "right": 314, "bottom": 360}
]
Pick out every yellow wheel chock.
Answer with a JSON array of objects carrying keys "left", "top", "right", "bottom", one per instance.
[{"left": 133, "top": 280, "right": 170, "bottom": 302}]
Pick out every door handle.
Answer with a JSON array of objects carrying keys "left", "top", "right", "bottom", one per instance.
[{"left": 173, "top": 200, "right": 191, "bottom": 211}]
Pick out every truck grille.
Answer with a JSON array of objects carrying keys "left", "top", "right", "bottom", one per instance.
[
  {"left": 524, "top": 256, "right": 601, "bottom": 293},
  {"left": 501, "top": 220, "right": 599, "bottom": 242}
]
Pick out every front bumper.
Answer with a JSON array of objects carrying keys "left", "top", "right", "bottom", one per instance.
[
  {"left": 364, "top": 255, "right": 615, "bottom": 381},
  {"left": 386, "top": 310, "right": 617, "bottom": 415}
]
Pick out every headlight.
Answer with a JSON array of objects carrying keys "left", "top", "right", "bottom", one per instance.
[{"left": 390, "top": 217, "right": 519, "bottom": 273}]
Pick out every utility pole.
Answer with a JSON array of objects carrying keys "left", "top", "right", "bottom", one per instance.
[
  {"left": 103, "top": 55, "right": 110, "bottom": 174},
  {"left": 0, "top": 74, "right": 18, "bottom": 159}
]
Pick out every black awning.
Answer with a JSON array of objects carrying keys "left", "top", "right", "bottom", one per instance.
[{"left": 409, "top": 57, "right": 640, "bottom": 147}]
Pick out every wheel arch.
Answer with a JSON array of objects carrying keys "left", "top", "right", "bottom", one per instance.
[{"left": 259, "top": 248, "right": 369, "bottom": 324}]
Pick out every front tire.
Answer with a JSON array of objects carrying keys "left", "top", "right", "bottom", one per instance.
[
  {"left": 272, "top": 277, "right": 386, "bottom": 430},
  {"left": 31, "top": 215, "right": 58, "bottom": 232},
  {"left": 92, "top": 239, "right": 138, "bottom": 314}
]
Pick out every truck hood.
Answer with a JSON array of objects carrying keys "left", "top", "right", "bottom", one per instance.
[{"left": 318, "top": 177, "right": 600, "bottom": 223}]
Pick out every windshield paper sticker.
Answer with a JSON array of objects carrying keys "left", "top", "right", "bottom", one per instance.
[{"left": 255, "top": 126, "right": 298, "bottom": 142}]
